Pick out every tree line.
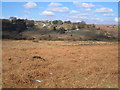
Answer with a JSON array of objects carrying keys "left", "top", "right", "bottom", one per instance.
[{"left": 2, "top": 17, "right": 34, "bottom": 33}]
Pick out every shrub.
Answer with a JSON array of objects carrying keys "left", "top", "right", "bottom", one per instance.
[
  {"left": 64, "top": 21, "right": 71, "bottom": 24},
  {"left": 52, "top": 20, "right": 63, "bottom": 25},
  {"left": 58, "top": 27, "right": 66, "bottom": 34},
  {"left": 77, "top": 21, "right": 86, "bottom": 29}
]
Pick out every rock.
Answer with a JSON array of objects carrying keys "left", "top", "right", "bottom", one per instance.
[
  {"left": 32, "top": 56, "right": 46, "bottom": 62},
  {"left": 34, "top": 80, "right": 41, "bottom": 83},
  {"left": 49, "top": 72, "right": 53, "bottom": 75},
  {"left": 8, "top": 58, "right": 12, "bottom": 61},
  {"left": 32, "top": 40, "right": 39, "bottom": 42}
]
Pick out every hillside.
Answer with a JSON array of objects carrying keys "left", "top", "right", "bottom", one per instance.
[
  {"left": 2, "top": 18, "right": 118, "bottom": 41},
  {"left": 95, "top": 25, "right": 118, "bottom": 38}
]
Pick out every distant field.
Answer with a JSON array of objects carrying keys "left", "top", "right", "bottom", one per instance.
[
  {"left": 2, "top": 40, "right": 118, "bottom": 88},
  {"left": 95, "top": 24, "right": 118, "bottom": 38}
]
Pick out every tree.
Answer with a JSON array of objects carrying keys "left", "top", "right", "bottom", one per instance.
[
  {"left": 71, "top": 24, "right": 76, "bottom": 30},
  {"left": 64, "top": 21, "right": 71, "bottom": 24},
  {"left": 57, "top": 20, "right": 63, "bottom": 25},
  {"left": 9, "top": 16, "right": 17, "bottom": 20},
  {"left": 81, "top": 21, "right": 86, "bottom": 25},
  {"left": 52, "top": 20, "right": 63, "bottom": 25},
  {"left": 9, "top": 16, "right": 17, "bottom": 24},
  {"left": 92, "top": 24, "right": 95, "bottom": 28},
  {"left": 52, "top": 20, "right": 58, "bottom": 24},
  {"left": 58, "top": 27, "right": 66, "bottom": 33},
  {"left": 78, "top": 21, "right": 86, "bottom": 29},
  {"left": 16, "top": 19, "right": 26, "bottom": 33},
  {"left": 26, "top": 20, "right": 34, "bottom": 27}
]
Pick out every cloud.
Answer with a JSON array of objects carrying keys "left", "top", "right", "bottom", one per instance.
[
  {"left": 77, "top": 13, "right": 91, "bottom": 16},
  {"left": 47, "top": 7, "right": 69, "bottom": 13},
  {"left": 68, "top": 14, "right": 89, "bottom": 21},
  {"left": 70, "top": 16, "right": 86, "bottom": 19},
  {"left": 8, "top": 15, "right": 29, "bottom": 19},
  {"left": 114, "top": 17, "right": 120, "bottom": 22},
  {"left": 40, "top": 11, "right": 55, "bottom": 16},
  {"left": 24, "top": 2, "right": 38, "bottom": 9},
  {"left": 69, "top": 10, "right": 80, "bottom": 14},
  {"left": 64, "top": 13, "right": 104, "bottom": 24},
  {"left": 99, "top": 17, "right": 118, "bottom": 24},
  {"left": 73, "top": 2, "right": 95, "bottom": 8},
  {"left": 95, "top": 8, "right": 113, "bottom": 13},
  {"left": 83, "top": 8, "right": 92, "bottom": 11},
  {"left": 17, "top": 15, "right": 29, "bottom": 19},
  {"left": 90, "top": 17, "right": 101, "bottom": 21},
  {"left": 68, "top": 13, "right": 93, "bottom": 20},
  {"left": 103, "top": 13, "right": 114, "bottom": 16},
  {"left": 48, "top": 3, "right": 62, "bottom": 7},
  {"left": 0, "top": 16, "right": 6, "bottom": 19},
  {"left": 23, "top": 11, "right": 30, "bottom": 14},
  {"left": 39, "top": 3, "right": 70, "bottom": 17}
]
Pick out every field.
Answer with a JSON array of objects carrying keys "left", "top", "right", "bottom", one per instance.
[
  {"left": 95, "top": 24, "right": 118, "bottom": 38},
  {"left": 2, "top": 40, "right": 118, "bottom": 88}
]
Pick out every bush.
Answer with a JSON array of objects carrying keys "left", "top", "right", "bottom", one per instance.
[
  {"left": 58, "top": 27, "right": 66, "bottom": 34},
  {"left": 64, "top": 21, "right": 71, "bottom": 24},
  {"left": 77, "top": 21, "right": 86, "bottom": 29},
  {"left": 52, "top": 20, "right": 63, "bottom": 25}
]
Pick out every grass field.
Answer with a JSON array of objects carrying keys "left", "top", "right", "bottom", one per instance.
[
  {"left": 95, "top": 25, "right": 118, "bottom": 38},
  {"left": 2, "top": 40, "right": 118, "bottom": 88}
]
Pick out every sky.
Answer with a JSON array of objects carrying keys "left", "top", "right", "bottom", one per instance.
[{"left": 1, "top": 2, "right": 120, "bottom": 24}]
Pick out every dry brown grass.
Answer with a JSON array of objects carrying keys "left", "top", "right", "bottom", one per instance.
[
  {"left": 95, "top": 25, "right": 118, "bottom": 38},
  {"left": 2, "top": 40, "right": 118, "bottom": 88}
]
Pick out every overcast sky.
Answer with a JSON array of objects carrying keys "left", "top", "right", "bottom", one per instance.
[{"left": 2, "top": 2, "right": 119, "bottom": 24}]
